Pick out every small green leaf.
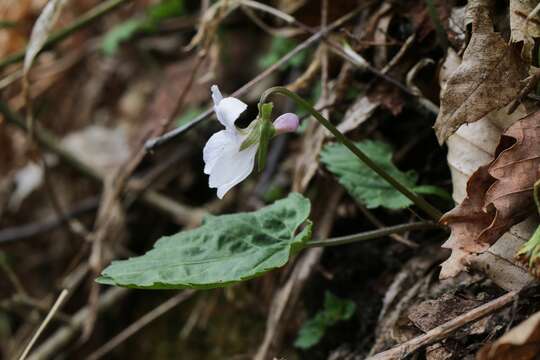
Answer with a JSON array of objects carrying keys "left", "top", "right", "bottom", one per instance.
[
  {"left": 258, "top": 37, "right": 308, "bottom": 70},
  {"left": 101, "top": 0, "right": 185, "bottom": 56},
  {"left": 147, "top": 0, "right": 184, "bottom": 24},
  {"left": 516, "top": 179, "right": 540, "bottom": 274},
  {"left": 175, "top": 107, "right": 203, "bottom": 127},
  {"left": 294, "top": 291, "right": 356, "bottom": 349},
  {"left": 321, "top": 140, "right": 448, "bottom": 209},
  {"left": 97, "top": 193, "right": 312, "bottom": 289},
  {"left": 101, "top": 19, "right": 145, "bottom": 56}
]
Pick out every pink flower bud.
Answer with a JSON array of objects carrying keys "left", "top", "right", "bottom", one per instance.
[{"left": 273, "top": 113, "right": 299, "bottom": 134}]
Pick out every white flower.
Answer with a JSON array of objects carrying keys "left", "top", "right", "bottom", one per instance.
[{"left": 203, "top": 85, "right": 258, "bottom": 199}]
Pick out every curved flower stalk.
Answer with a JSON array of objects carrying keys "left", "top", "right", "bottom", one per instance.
[
  {"left": 259, "top": 86, "right": 443, "bottom": 222},
  {"left": 203, "top": 85, "right": 299, "bottom": 198}
]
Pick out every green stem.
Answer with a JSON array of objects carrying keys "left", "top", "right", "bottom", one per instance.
[
  {"left": 260, "top": 86, "right": 443, "bottom": 221},
  {"left": 0, "top": 0, "right": 131, "bottom": 71},
  {"left": 305, "top": 222, "right": 439, "bottom": 248}
]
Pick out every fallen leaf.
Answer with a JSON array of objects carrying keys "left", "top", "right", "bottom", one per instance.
[
  {"left": 9, "top": 161, "right": 44, "bottom": 211},
  {"left": 440, "top": 112, "right": 540, "bottom": 278},
  {"left": 61, "top": 125, "right": 130, "bottom": 175},
  {"left": 336, "top": 95, "right": 379, "bottom": 134},
  {"left": 477, "top": 310, "right": 540, "bottom": 360},
  {"left": 23, "top": 0, "right": 69, "bottom": 75},
  {"left": 447, "top": 5, "right": 467, "bottom": 47},
  {"left": 433, "top": 0, "right": 527, "bottom": 144},
  {"left": 0, "top": 0, "right": 32, "bottom": 58},
  {"left": 440, "top": 46, "right": 535, "bottom": 289},
  {"left": 510, "top": 0, "right": 540, "bottom": 64},
  {"left": 408, "top": 293, "right": 487, "bottom": 335}
]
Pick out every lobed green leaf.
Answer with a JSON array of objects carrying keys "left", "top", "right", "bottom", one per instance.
[{"left": 321, "top": 140, "right": 449, "bottom": 209}]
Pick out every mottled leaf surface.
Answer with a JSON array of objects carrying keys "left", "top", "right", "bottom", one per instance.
[{"left": 97, "top": 193, "right": 312, "bottom": 289}]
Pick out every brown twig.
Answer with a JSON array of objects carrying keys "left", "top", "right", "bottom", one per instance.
[
  {"left": 87, "top": 291, "right": 195, "bottom": 360},
  {"left": 0, "top": 197, "right": 99, "bottom": 244},
  {"left": 26, "top": 288, "right": 128, "bottom": 360},
  {"left": 144, "top": 7, "right": 365, "bottom": 150},
  {"left": 366, "top": 291, "right": 519, "bottom": 360},
  {"left": 18, "top": 289, "right": 69, "bottom": 360}
]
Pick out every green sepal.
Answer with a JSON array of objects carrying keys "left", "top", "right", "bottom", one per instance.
[
  {"left": 239, "top": 120, "right": 261, "bottom": 151},
  {"left": 256, "top": 102, "right": 275, "bottom": 172}
]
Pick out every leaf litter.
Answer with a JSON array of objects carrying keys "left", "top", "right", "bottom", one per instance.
[{"left": 3, "top": 0, "right": 540, "bottom": 359}]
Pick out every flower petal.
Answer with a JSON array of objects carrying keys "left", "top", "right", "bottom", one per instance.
[
  {"left": 208, "top": 144, "right": 258, "bottom": 199},
  {"left": 211, "top": 85, "right": 223, "bottom": 105},
  {"left": 203, "top": 129, "right": 237, "bottom": 175},
  {"left": 215, "top": 97, "right": 247, "bottom": 131}
]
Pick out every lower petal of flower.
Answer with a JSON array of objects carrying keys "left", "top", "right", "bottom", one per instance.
[
  {"left": 203, "top": 130, "right": 237, "bottom": 175},
  {"left": 208, "top": 144, "right": 258, "bottom": 199}
]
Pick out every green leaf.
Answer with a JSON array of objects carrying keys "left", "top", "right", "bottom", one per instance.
[
  {"left": 101, "top": 19, "right": 145, "bottom": 56},
  {"left": 321, "top": 140, "right": 448, "bottom": 209},
  {"left": 294, "top": 291, "right": 356, "bottom": 349},
  {"left": 175, "top": 107, "right": 203, "bottom": 127},
  {"left": 258, "top": 37, "right": 308, "bottom": 70},
  {"left": 101, "top": 0, "right": 185, "bottom": 56},
  {"left": 516, "top": 179, "right": 540, "bottom": 274},
  {"left": 97, "top": 193, "right": 312, "bottom": 289},
  {"left": 147, "top": 0, "right": 184, "bottom": 23}
]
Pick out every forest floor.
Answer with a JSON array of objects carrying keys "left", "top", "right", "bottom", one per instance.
[{"left": 2, "top": 0, "right": 540, "bottom": 359}]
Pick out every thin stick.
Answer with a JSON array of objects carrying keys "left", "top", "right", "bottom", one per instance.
[
  {"left": 87, "top": 291, "right": 194, "bottom": 360},
  {"left": 144, "top": 7, "right": 364, "bottom": 151},
  {"left": 0, "top": 0, "right": 131, "bottom": 71},
  {"left": 305, "top": 222, "right": 439, "bottom": 248},
  {"left": 26, "top": 288, "right": 128, "bottom": 360},
  {"left": 18, "top": 289, "right": 69, "bottom": 360},
  {"left": 260, "top": 86, "right": 444, "bottom": 221},
  {"left": 367, "top": 291, "right": 518, "bottom": 360}
]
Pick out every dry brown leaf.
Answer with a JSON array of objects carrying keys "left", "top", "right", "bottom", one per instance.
[
  {"left": 0, "top": 0, "right": 32, "bottom": 58},
  {"left": 442, "top": 47, "right": 535, "bottom": 290},
  {"left": 23, "top": 0, "right": 69, "bottom": 75},
  {"left": 433, "top": 0, "right": 527, "bottom": 144},
  {"left": 186, "top": 0, "right": 238, "bottom": 52},
  {"left": 477, "top": 310, "right": 540, "bottom": 360},
  {"left": 440, "top": 112, "right": 540, "bottom": 278},
  {"left": 408, "top": 293, "right": 484, "bottom": 333},
  {"left": 337, "top": 96, "right": 379, "bottom": 134},
  {"left": 510, "top": 0, "right": 540, "bottom": 64}
]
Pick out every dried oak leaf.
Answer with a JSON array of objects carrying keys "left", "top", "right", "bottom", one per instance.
[
  {"left": 477, "top": 310, "right": 540, "bottom": 360},
  {"left": 440, "top": 112, "right": 540, "bottom": 278},
  {"left": 433, "top": 0, "right": 527, "bottom": 144},
  {"left": 510, "top": 0, "right": 540, "bottom": 64}
]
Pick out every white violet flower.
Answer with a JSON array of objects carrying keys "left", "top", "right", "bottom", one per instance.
[{"left": 203, "top": 85, "right": 299, "bottom": 199}]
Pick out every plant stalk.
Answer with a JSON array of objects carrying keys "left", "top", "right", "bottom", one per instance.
[
  {"left": 260, "top": 86, "right": 443, "bottom": 221},
  {"left": 305, "top": 222, "right": 439, "bottom": 248}
]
